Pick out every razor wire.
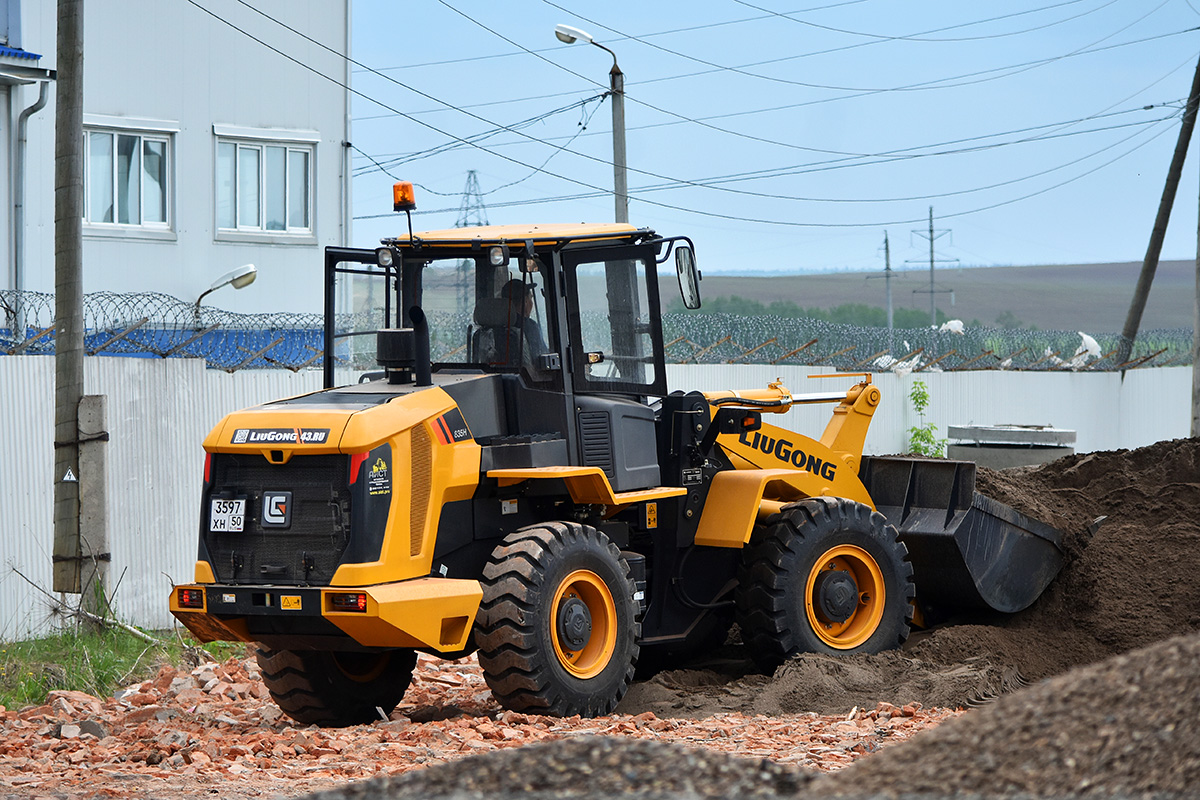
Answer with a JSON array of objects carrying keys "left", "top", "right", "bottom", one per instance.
[{"left": 1, "top": 290, "right": 1191, "bottom": 372}]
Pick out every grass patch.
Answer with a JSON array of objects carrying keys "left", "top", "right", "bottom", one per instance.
[{"left": 0, "top": 626, "right": 249, "bottom": 711}]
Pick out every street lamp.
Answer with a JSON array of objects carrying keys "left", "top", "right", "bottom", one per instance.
[
  {"left": 554, "top": 23, "right": 628, "bottom": 224},
  {"left": 194, "top": 264, "right": 257, "bottom": 320}
]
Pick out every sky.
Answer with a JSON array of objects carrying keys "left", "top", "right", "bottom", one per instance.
[{"left": 347, "top": 0, "right": 1200, "bottom": 277}]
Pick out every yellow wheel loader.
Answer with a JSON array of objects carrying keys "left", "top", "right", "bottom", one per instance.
[{"left": 172, "top": 188, "right": 1064, "bottom": 725}]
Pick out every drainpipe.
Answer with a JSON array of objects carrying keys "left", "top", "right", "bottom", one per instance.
[{"left": 14, "top": 78, "right": 50, "bottom": 335}]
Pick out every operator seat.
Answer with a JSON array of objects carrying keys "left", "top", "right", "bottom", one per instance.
[{"left": 472, "top": 296, "right": 523, "bottom": 367}]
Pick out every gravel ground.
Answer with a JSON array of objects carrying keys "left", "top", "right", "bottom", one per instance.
[
  {"left": 0, "top": 651, "right": 952, "bottom": 799},
  {"left": 2, "top": 438, "right": 1197, "bottom": 799},
  {"left": 818, "top": 631, "right": 1200, "bottom": 798},
  {"left": 301, "top": 736, "right": 814, "bottom": 800}
]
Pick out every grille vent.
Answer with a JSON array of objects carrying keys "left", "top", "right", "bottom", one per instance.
[
  {"left": 205, "top": 453, "right": 350, "bottom": 585},
  {"left": 410, "top": 424, "right": 432, "bottom": 556},
  {"left": 579, "top": 411, "right": 614, "bottom": 479}
]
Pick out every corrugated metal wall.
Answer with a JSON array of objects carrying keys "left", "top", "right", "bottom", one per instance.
[
  {"left": 1, "top": 359, "right": 1190, "bottom": 640},
  {"left": 0, "top": 357, "right": 323, "bottom": 640}
]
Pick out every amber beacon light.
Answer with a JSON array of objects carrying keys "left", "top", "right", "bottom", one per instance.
[{"left": 393, "top": 181, "right": 417, "bottom": 212}]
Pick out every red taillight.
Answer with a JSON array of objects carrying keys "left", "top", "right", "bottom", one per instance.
[
  {"left": 348, "top": 452, "right": 369, "bottom": 485},
  {"left": 204, "top": 452, "right": 212, "bottom": 484},
  {"left": 328, "top": 592, "right": 368, "bottom": 612},
  {"left": 177, "top": 588, "right": 205, "bottom": 609}
]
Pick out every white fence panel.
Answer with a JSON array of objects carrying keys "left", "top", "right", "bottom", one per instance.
[
  {"left": 0, "top": 357, "right": 323, "bottom": 640},
  {"left": 0, "top": 358, "right": 1191, "bottom": 641},
  {"left": 666, "top": 365, "right": 1191, "bottom": 455},
  {"left": 0, "top": 357, "right": 57, "bottom": 640}
]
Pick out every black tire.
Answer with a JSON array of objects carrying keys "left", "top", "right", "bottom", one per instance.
[
  {"left": 255, "top": 646, "right": 417, "bottom": 727},
  {"left": 735, "top": 497, "right": 915, "bottom": 671},
  {"left": 475, "top": 522, "right": 640, "bottom": 717}
]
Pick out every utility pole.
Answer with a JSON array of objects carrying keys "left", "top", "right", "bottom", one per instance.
[
  {"left": 883, "top": 231, "right": 894, "bottom": 332},
  {"left": 1119, "top": 52, "right": 1200, "bottom": 366},
  {"left": 867, "top": 232, "right": 901, "bottom": 351},
  {"left": 907, "top": 206, "right": 956, "bottom": 327},
  {"left": 1193, "top": 128, "right": 1200, "bottom": 436},
  {"left": 610, "top": 62, "right": 628, "bottom": 224},
  {"left": 53, "top": 0, "right": 85, "bottom": 595},
  {"left": 553, "top": 24, "right": 628, "bottom": 223}
]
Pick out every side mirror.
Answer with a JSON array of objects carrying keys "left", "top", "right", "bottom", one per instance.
[{"left": 675, "top": 246, "right": 701, "bottom": 309}]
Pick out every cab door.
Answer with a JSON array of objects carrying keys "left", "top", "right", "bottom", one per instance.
[{"left": 560, "top": 244, "right": 666, "bottom": 491}]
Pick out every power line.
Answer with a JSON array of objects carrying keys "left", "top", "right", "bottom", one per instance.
[
  {"left": 213, "top": 0, "right": 772, "bottom": 204},
  {"left": 353, "top": 108, "right": 1178, "bottom": 203},
  {"left": 729, "top": 0, "right": 1118, "bottom": 44},
  {"left": 432, "top": 0, "right": 1196, "bottom": 159},
  {"left": 352, "top": 93, "right": 605, "bottom": 177},
  {"left": 354, "top": 0, "right": 871, "bottom": 73},
  {"left": 541, "top": 0, "right": 1123, "bottom": 93},
  {"left": 358, "top": 0, "right": 1088, "bottom": 73},
  {"left": 352, "top": 25, "right": 1197, "bottom": 132},
  {"left": 628, "top": 6, "right": 1186, "bottom": 95},
  {"left": 184, "top": 0, "right": 1193, "bottom": 230},
  {"left": 357, "top": 113, "right": 1179, "bottom": 228}
]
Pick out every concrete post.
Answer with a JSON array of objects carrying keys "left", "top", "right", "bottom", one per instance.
[
  {"left": 53, "top": 0, "right": 85, "bottom": 594},
  {"left": 610, "top": 64, "right": 628, "bottom": 224},
  {"left": 78, "top": 395, "right": 110, "bottom": 620}
]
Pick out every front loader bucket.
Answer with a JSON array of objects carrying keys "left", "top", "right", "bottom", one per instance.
[{"left": 859, "top": 457, "right": 1064, "bottom": 614}]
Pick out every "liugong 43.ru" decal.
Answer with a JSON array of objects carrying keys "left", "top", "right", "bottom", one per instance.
[{"left": 231, "top": 428, "right": 330, "bottom": 445}]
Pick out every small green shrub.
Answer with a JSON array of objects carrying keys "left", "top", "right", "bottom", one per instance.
[{"left": 907, "top": 379, "right": 947, "bottom": 457}]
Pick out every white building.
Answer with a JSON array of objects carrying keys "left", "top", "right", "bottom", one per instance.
[{"left": 3, "top": 0, "right": 352, "bottom": 315}]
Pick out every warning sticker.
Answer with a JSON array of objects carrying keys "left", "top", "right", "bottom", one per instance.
[{"left": 367, "top": 457, "right": 390, "bottom": 497}]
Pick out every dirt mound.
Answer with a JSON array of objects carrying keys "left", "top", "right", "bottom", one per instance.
[
  {"left": 818, "top": 630, "right": 1200, "bottom": 798},
  {"left": 618, "top": 438, "right": 1200, "bottom": 716},
  {"left": 619, "top": 651, "right": 1027, "bottom": 717}
]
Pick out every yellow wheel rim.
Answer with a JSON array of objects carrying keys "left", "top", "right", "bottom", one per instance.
[
  {"left": 804, "top": 544, "right": 885, "bottom": 650},
  {"left": 551, "top": 569, "right": 617, "bottom": 678}
]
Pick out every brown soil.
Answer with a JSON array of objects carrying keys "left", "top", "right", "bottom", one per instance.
[{"left": 616, "top": 438, "right": 1200, "bottom": 717}]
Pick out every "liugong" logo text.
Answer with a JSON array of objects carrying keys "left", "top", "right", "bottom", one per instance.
[{"left": 736, "top": 430, "right": 838, "bottom": 480}]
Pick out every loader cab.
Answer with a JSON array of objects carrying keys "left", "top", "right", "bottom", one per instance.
[{"left": 322, "top": 222, "right": 699, "bottom": 492}]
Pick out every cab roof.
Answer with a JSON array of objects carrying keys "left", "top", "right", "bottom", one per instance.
[{"left": 382, "top": 222, "right": 650, "bottom": 249}]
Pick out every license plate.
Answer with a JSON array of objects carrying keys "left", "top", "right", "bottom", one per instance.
[{"left": 209, "top": 498, "right": 246, "bottom": 532}]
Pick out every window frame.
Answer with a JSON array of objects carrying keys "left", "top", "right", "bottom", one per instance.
[
  {"left": 81, "top": 118, "right": 175, "bottom": 238},
  {"left": 561, "top": 243, "right": 667, "bottom": 398},
  {"left": 213, "top": 125, "right": 316, "bottom": 244}
]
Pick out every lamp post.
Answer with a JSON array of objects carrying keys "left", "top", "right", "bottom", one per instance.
[
  {"left": 554, "top": 24, "right": 628, "bottom": 224},
  {"left": 194, "top": 263, "right": 257, "bottom": 322}
]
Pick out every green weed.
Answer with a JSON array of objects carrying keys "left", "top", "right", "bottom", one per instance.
[
  {"left": 0, "top": 627, "right": 248, "bottom": 711},
  {"left": 907, "top": 379, "right": 947, "bottom": 458}
]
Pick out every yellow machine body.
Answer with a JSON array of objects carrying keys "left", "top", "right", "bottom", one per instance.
[{"left": 172, "top": 386, "right": 485, "bottom": 653}]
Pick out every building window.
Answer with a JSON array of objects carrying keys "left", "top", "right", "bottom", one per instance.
[
  {"left": 216, "top": 139, "right": 312, "bottom": 233},
  {"left": 84, "top": 129, "right": 170, "bottom": 228}
]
